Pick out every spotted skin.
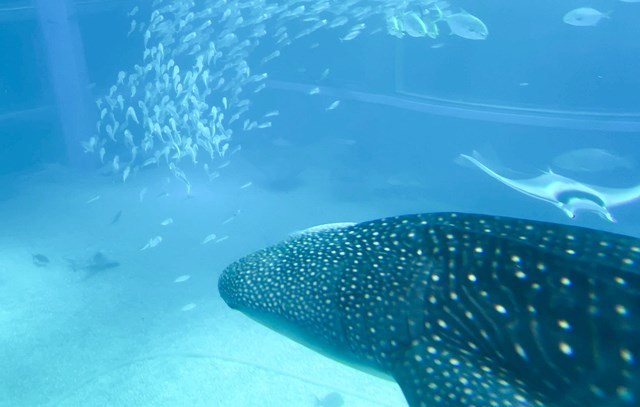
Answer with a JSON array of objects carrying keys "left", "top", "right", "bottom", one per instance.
[{"left": 218, "top": 212, "right": 640, "bottom": 407}]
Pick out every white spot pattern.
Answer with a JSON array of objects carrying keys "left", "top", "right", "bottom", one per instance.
[{"left": 219, "top": 212, "right": 640, "bottom": 407}]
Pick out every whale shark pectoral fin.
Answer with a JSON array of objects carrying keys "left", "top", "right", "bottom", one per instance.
[{"left": 390, "top": 336, "right": 538, "bottom": 407}]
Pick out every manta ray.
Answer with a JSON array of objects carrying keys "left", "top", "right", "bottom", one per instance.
[
  {"left": 219, "top": 212, "right": 640, "bottom": 407},
  {"left": 459, "top": 152, "right": 640, "bottom": 223}
]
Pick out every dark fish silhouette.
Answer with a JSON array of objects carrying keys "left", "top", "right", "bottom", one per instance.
[
  {"left": 67, "top": 252, "right": 120, "bottom": 278},
  {"left": 219, "top": 212, "right": 640, "bottom": 407},
  {"left": 110, "top": 210, "right": 123, "bottom": 225},
  {"left": 32, "top": 254, "right": 50, "bottom": 267}
]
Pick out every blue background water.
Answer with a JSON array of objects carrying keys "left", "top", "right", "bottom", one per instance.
[{"left": 0, "top": 0, "right": 639, "bottom": 406}]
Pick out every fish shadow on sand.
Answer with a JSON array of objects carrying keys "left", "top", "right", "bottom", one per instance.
[
  {"left": 66, "top": 252, "right": 120, "bottom": 279},
  {"left": 32, "top": 254, "right": 50, "bottom": 267},
  {"left": 314, "top": 391, "right": 344, "bottom": 407}
]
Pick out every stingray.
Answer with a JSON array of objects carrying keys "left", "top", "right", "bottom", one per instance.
[{"left": 459, "top": 151, "right": 640, "bottom": 222}]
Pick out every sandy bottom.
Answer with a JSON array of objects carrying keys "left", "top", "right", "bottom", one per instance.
[{"left": 0, "top": 159, "right": 440, "bottom": 407}]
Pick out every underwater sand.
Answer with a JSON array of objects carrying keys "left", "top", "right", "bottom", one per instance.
[{"left": 0, "top": 160, "right": 438, "bottom": 407}]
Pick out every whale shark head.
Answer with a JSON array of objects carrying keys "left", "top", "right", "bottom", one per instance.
[
  {"left": 219, "top": 222, "right": 381, "bottom": 376},
  {"left": 219, "top": 212, "right": 640, "bottom": 406}
]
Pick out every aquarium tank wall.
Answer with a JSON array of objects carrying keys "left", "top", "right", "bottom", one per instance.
[{"left": 0, "top": 0, "right": 639, "bottom": 406}]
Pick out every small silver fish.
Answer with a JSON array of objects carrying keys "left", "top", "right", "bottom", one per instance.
[
  {"left": 127, "top": 20, "right": 137, "bottom": 36},
  {"left": 215, "top": 235, "right": 229, "bottom": 243},
  {"left": 319, "top": 68, "right": 330, "bottom": 81},
  {"left": 142, "top": 157, "right": 158, "bottom": 167},
  {"left": 140, "top": 236, "right": 162, "bottom": 251},
  {"left": 325, "top": 100, "right": 341, "bottom": 111},
  {"left": 222, "top": 210, "right": 240, "bottom": 225},
  {"left": 122, "top": 166, "right": 130, "bottom": 183},
  {"left": 139, "top": 187, "right": 148, "bottom": 203},
  {"left": 260, "top": 50, "right": 281, "bottom": 65},
  {"left": 181, "top": 303, "right": 196, "bottom": 311},
  {"left": 174, "top": 275, "right": 190, "bottom": 283},
  {"left": 86, "top": 194, "right": 101, "bottom": 204},
  {"left": 402, "top": 11, "right": 428, "bottom": 37},
  {"left": 81, "top": 136, "right": 97, "bottom": 153},
  {"left": 201, "top": 233, "right": 217, "bottom": 245},
  {"left": 182, "top": 32, "right": 197, "bottom": 43},
  {"left": 126, "top": 106, "right": 139, "bottom": 124},
  {"left": 340, "top": 29, "right": 362, "bottom": 41}
]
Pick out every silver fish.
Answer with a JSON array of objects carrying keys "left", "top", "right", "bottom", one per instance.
[
  {"left": 139, "top": 187, "right": 148, "bottom": 203},
  {"left": 402, "top": 12, "right": 428, "bottom": 37},
  {"left": 445, "top": 11, "right": 488, "bottom": 40},
  {"left": 140, "top": 236, "right": 162, "bottom": 251},
  {"left": 326, "top": 100, "right": 341, "bottom": 111},
  {"left": 86, "top": 194, "right": 101, "bottom": 204},
  {"left": 563, "top": 8, "right": 610, "bottom": 27},
  {"left": 201, "top": 233, "right": 217, "bottom": 245}
]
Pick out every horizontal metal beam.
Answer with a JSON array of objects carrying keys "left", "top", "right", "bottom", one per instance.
[{"left": 268, "top": 79, "right": 640, "bottom": 133}]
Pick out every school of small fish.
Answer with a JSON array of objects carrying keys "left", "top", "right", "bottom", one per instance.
[{"left": 83, "top": 0, "right": 491, "bottom": 188}]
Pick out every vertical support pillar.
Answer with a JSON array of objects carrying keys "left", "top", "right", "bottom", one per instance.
[{"left": 35, "top": 0, "right": 94, "bottom": 168}]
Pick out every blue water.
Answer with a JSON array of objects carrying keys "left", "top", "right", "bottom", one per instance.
[{"left": 0, "top": 0, "right": 639, "bottom": 406}]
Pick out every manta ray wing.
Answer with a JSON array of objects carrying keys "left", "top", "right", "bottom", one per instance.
[
  {"left": 459, "top": 153, "right": 621, "bottom": 221},
  {"left": 587, "top": 183, "right": 640, "bottom": 208},
  {"left": 459, "top": 153, "right": 568, "bottom": 203}
]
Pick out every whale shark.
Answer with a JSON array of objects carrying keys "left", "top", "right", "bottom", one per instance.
[
  {"left": 219, "top": 212, "right": 640, "bottom": 407},
  {"left": 459, "top": 151, "right": 640, "bottom": 223}
]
